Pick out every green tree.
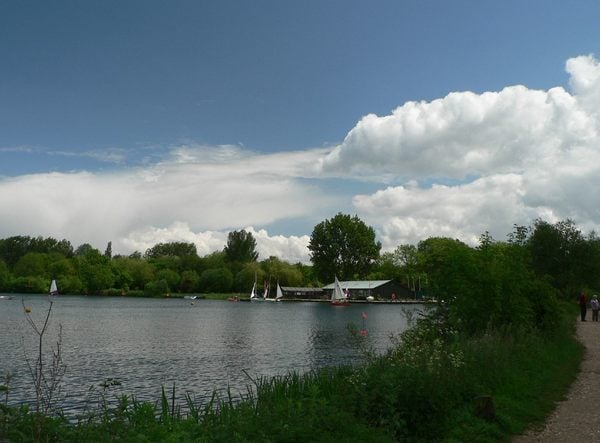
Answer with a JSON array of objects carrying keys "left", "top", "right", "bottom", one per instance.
[
  {"left": 13, "top": 252, "right": 50, "bottom": 278},
  {"left": 0, "top": 259, "right": 11, "bottom": 291},
  {"left": 145, "top": 242, "right": 197, "bottom": 258},
  {"left": 234, "top": 262, "right": 264, "bottom": 293},
  {"left": 104, "top": 241, "right": 112, "bottom": 259},
  {"left": 75, "top": 243, "right": 97, "bottom": 257},
  {"left": 0, "top": 236, "right": 73, "bottom": 269},
  {"left": 418, "top": 237, "right": 478, "bottom": 306},
  {"left": 179, "top": 270, "right": 200, "bottom": 293},
  {"left": 10, "top": 276, "right": 48, "bottom": 293},
  {"left": 308, "top": 213, "right": 381, "bottom": 282},
  {"left": 527, "top": 219, "right": 590, "bottom": 296},
  {"left": 156, "top": 269, "right": 181, "bottom": 292},
  {"left": 199, "top": 268, "right": 233, "bottom": 293},
  {"left": 0, "top": 236, "right": 34, "bottom": 268},
  {"left": 144, "top": 279, "right": 169, "bottom": 297},
  {"left": 224, "top": 230, "right": 259, "bottom": 263},
  {"left": 112, "top": 257, "right": 154, "bottom": 290},
  {"left": 198, "top": 251, "right": 227, "bottom": 274},
  {"left": 49, "top": 257, "right": 77, "bottom": 280},
  {"left": 75, "top": 249, "right": 115, "bottom": 293}
]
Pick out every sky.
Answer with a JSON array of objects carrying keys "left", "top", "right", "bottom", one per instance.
[{"left": 2, "top": 1, "right": 600, "bottom": 263}]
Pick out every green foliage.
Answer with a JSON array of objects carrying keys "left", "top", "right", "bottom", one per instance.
[
  {"left": 199, "top": 251, "right": 227, "bottom": 272},
  {"left": 10, "top": 276, "right": 48, "bottom": 293},
  {"left": 199, "top": 267, "right": 233, "bottom": 293},
  {"left": 13, "top": 252, "right": 50, "bottom": 278},
  {"left": 156, "top": 269, "right": 180, "bottom": 291},
  {"left": 259, "top": 256, "right": 304, "bottom": 287},
  {"left": 179, "top": 270, "right": 200, "bottom": 293},
  {"left": 0, "top": 235, "right": 73, "bottom": 268},
  {"left": 527, "top": 219, "right": 594, "bottom": 297},
  {"left": 58, "top": 275, "right": 84, "bottom": 294},
  {"left": 111, "top": 257, "right": 154, "bottom": 290},
  {"left": 75, "top": 249, "right": 115, "bottom": 294},
  {"left": 224, "top": 229, "right": 258, "bottom": 264},
  {"left": 74, "top": 243, "right": 98, "bottom": 257},
  {"left": 145, "top": 242, "right": 197, "bottom": 259},
  {"left": 234, "top": 262, "right": 263, "bottom": 293},
  {"left": 49, "top": 257, "right": 77, "bottom": 280},
  {"left": 144, "top": 279, "right": 170, "bottom": 297},
  {"left": 0, "top": 259, "right": 10, "bottom": 290},
  {"left": 308, "top": 213, "right": 381, "bottom": 282},
  {"left": 104, "top": 241, "right": 112, "bottom": 259}
]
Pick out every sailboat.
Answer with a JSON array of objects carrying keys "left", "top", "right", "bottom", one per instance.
[
  {"left": 330, "top": 277, "right": 350, "bottom": 306},
  {"left": 275, "top": 282, "right": 284, "bottom": 302},
  {"left": 265, "top": 280, "right": 284, "bottom": 302},
  {"left": 250, "top": 275, "right": 263, "bottom": 302},
  {"left": 49, "top": 279, "right": 59, "bottom": 296}
]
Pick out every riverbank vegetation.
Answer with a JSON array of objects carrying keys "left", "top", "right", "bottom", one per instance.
[{"left": 1, "top": 218, "right": 596, "bottom": 440}]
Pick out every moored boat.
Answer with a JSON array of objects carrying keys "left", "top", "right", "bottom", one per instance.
[
  {"left": 49, "top": 279, "right": 59, "bottom": 296},
  {"left": 330, "top": 277, "right": 350, "bottom": 306}
]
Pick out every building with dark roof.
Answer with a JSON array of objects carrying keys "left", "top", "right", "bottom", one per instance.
[
  {"left": 321, "top": 279, "right": 414, "bottom": 301},
  {"left": 280, "top": 286, "right": 324, "bottom": 300}
]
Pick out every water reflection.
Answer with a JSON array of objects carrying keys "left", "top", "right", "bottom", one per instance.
[{"left": 0, "top": 295, "right": 420, "bottom": 414}]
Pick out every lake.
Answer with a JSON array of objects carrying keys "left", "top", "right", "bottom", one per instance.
[{"left": 0, "top": 294, "right": 422, "bottom": 415}]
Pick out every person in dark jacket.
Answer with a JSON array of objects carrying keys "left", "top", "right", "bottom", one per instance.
[{"left": 579, "top": 292, "right": 588, "bottom": 321}]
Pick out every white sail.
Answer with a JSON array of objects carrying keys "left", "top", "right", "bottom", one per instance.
[
  {"left": 276, "top": 283, "right": 283, "bottom": 301},
  {"left": 332, "top": 277, "right": 347, "bottom": 302},
  {"left": 250, "top": 281, "right": 257, "bottom": 299},
  {"left": 49, "top": 279, "right": 59, "bottom": 296}
]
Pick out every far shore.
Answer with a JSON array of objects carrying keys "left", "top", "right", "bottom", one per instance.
[{"left": 1, "top": 291, "right": 432, "bottom": 304}]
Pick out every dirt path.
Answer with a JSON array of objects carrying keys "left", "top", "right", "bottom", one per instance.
[{"left": 514, "top": 319, "right": 600, "bottom": 442}]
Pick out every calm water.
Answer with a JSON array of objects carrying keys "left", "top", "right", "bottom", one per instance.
[{"left": 0, "top": 295, "right": 420, "bottom": 414}]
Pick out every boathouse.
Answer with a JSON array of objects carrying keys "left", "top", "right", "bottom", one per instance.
[
  {"left": 280, "top": 286, "right": 324, "bottom": 300},
  {"left": 322, "top": 280, "right": 413, "bottom": 301}
]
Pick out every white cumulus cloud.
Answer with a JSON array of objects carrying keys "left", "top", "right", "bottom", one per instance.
[{"left": 331, "top": 54, "right": 600, "bottom": 249}]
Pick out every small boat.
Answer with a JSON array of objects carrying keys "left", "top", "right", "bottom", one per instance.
[
  {"left": 183, "top": 295, "right": 198, "bottom": 300},
  {"left": 275, "top": 282, "right": 284, "bottom": 302},
  {"left": 331, "top": 277, "right": 350, "bottom": 306},
  {"left": 227, "top": 296, "right": 240, "bottom": 302},
  {"left": 0, "top": 295, "right": 13, "bottom": 300},
  {"left": 250, "top": 275, "right": 264, "bottom": 301},
  {"left": 366, "top": 295, "right": 375, "bottom": 302},
  {"left": 49, "top": 279, "right": 59, "bottom": 296},
  {"left": 265, "top": 281, "right": 284, "bottom": 302},
  {"left": 264, "top": 280, "right": 276, "bottom": 302}
]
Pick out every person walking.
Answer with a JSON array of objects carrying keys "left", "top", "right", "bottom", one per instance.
[
  {"left": 591, "top": 295, "right": 600, "bottom": 322},
  {"left": 579, "top": 292, "right": 588, "bottom": 321}
]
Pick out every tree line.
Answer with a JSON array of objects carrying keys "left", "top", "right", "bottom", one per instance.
[{"left": 0, "top": 215, "right": 599, "bottom": 301}]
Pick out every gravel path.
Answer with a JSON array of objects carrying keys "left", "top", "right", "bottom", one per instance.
[{"left": 514, "top": 319, "right": 600, "bottom": 442}]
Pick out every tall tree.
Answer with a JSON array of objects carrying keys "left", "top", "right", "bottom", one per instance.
[
  {"left": 527, "top": 219, "right": 590, "bottom": 295},
  {"left": 308, "top": 213, "right": 381, "bottom": 282},
  {"left": 224, "top": 230, "right": 259, "bottom": 263},
  {"left": 104, "top": 241, "right": 112, "bottom": 259},
  {"left": 145, "top": 242, "right": 197, "bottom": 258}
]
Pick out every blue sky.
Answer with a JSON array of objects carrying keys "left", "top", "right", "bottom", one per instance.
[{"left": 2, "top": 1, "right": 600, "bottom": 261}]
